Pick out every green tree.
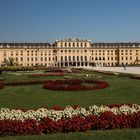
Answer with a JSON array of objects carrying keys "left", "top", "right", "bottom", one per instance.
[
  {"left": 89, "top": 62, "right": 96, "bottom": 67},
  {"left": 3, "top": 57, "right": 18, "bottom": 66}
]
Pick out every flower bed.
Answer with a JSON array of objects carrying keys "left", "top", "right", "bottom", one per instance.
[
  {"left": 28, "top": 72, "right": 64, "bottom": 77},
  {"left": 6, "top": 80, "right": 48, "bottom": 86},
  {"left": 0, "top": 81, "right": 4, "bottom": 89},
  {"left": 0, "top": 104, "right": 140, "bottom": 136},
  {"left": 43, "top": 79, "right": 109, "bottom": 91}
]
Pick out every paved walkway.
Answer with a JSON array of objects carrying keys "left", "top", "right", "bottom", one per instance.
[{"left": 85, "top": 67, "right": 140, "bottom": 75}]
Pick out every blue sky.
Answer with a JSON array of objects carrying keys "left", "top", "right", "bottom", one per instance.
[{"left": 0, "top": 0, "right": 140, "bottom": 42}]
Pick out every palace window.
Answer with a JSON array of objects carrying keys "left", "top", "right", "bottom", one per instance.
[
  {"left": 65, "top": 56, "right": 67, "bottom": 61},
  {"left": 77, "top": 56, "right": 79, "bottom": 61},
  {"left": 85, "top": 43, "right": 87, "bottom": 47},
  {"left": 85, "top": 56, "right": 87, "bottom": 61},
  {"left": 81, "top": 56, "right": 83, "bottom": 61},
  {"left": 69, "top": 56, "right": 71, "bottom": 61},
  {"left": 61, "top": 56, "right": 63, "bottom": 61},
  {"left": 77, "top": 42, "right": 79, "bottom": 47},
  {"left": 73, "top": 56, "right": 75, "bottom": 61},
  {"left": 73, "top": 43, "right": 75, "bottom": 47}
]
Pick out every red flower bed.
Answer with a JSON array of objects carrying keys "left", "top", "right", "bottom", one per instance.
[
  {"left": 0, "top": 119, "right": 41, "bottom": 136},
  {"left": 28, "top": 72, "right": 64, "bottom": 77},
  {"left": 6, "top": 80, "right": 48, "bottom": 86},
  {"left": 0, "top": 112, "right": 140, "bottom": 136},
  {"left": 43, "top": 79, "right": 109, "bottom": 91},
  {"left": 71, "top": 68, "right": 85, "bottom": 73},
  {"left": 0, "top": 81, "right": 4, "bottom": 89}
]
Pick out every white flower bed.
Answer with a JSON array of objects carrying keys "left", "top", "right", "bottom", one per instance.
[{"left": 0, "top": 104, "right": 140, "bottom": 122}]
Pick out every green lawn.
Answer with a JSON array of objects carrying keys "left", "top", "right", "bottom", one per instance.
[
  {"left": 0, "top": 70, "right": 140, "bottom": 139},
  {"left": 1, "top": 129, "right": 140, "bottom": 140}
]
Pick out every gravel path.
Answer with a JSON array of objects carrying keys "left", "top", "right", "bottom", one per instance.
[{"left": 85, "top": 67, "right": 140, "bottom": 75}]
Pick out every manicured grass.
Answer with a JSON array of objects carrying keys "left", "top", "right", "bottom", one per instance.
[
  {"left": 0, "top": 71, "right": 140, "bottom": 109},
  {"left": 0, "top": 70, "right": 140, "bottom": 139},
  {"left": 1, "top": 129, "right": 140, "bottom": 140}
]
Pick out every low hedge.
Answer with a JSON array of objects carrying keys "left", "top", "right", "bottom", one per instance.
[{"left": 28, "top": 73, "right": 64, "bottom": 77}]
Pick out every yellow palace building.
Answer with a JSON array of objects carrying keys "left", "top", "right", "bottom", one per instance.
[{"left": 0, "top": 38, "right": 140, "bottom": 67}]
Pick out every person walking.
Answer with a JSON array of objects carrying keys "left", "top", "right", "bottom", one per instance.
[{"left": 123, "top": 64, "right": 126, "bottom": 70}]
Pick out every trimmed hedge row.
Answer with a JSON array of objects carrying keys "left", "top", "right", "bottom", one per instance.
[
  {"left": 129, "top": 76, "right": 140, "bottom": 80},
  {"left": 28, "top": 73, "right": 64, "bottom": 77}
]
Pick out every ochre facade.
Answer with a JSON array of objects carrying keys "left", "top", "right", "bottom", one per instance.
[{"left": 0, "top": 38, "right": 140, "bottom": 67}]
